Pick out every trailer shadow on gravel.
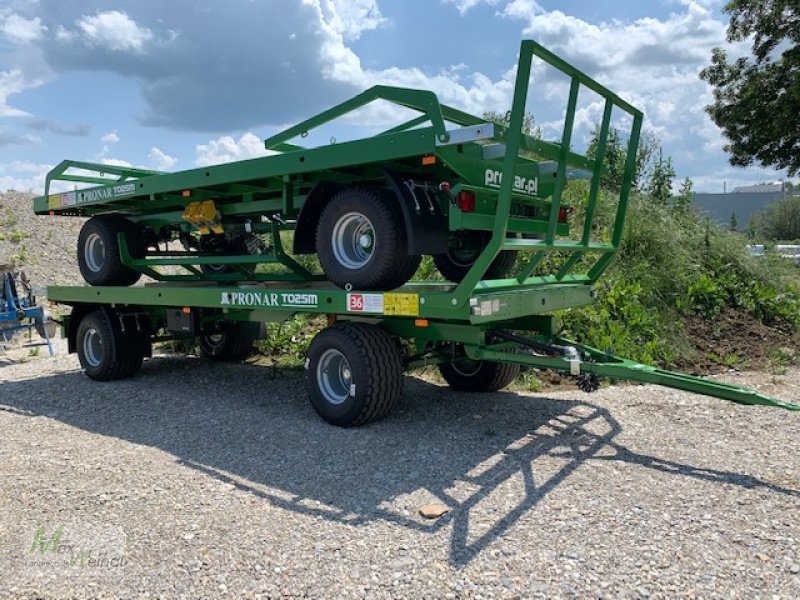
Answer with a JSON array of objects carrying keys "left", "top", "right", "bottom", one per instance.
[{"left": 2, "top": 354, "right": 799, "bottom": 567}]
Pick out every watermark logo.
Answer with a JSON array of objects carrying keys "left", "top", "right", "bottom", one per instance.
[{"left": 14, "top": 523, "right": 126, "bottom": 576}]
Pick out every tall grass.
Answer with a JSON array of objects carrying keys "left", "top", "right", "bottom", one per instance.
[{"left": 559, "top": 192, "right": 800, "bottom": 366}]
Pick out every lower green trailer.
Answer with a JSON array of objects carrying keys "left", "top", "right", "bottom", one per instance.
[{"left": 48, "top": 280, "right": 799, "bottom": 427}]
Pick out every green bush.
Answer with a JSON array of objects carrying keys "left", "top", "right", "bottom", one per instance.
[{"left": 558, "top": 192, "right": 800, "bottom": 366}]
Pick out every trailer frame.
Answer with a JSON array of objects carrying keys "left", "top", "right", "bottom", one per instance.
[{"left": 35, "top": 40, "right": 799, "bottom": 424}]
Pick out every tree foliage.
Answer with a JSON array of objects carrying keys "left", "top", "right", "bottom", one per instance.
[
  {"left": 646, "top": 149, "right": 676, "bottom": 205},
  {"left": 673, "top": 177, "right": 694, "bottom": 213},
  {"left": 586, "top": 125, "right": 658, "bottom": 191},
  {"left": 756, "top": 195, "right": 800, "bottom": 240},
  {"left": 482, "top": 110, "right": 540, "bottom": 137},
  {"left": 699, "top": 0, "right": 800, "bottom": 175},
  {"left": 729, "top": 211, "right": 738, "bottom": 231}
]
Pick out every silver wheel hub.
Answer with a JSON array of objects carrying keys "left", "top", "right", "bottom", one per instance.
[
  {"left": 451, "top": 360, "right": 482, "bottom": 377},
  {"left": 316, "top": 349, "right": 353, "bottom": 405},
  {"left": 331, "top": 212, "right": 375, "bottom": 270},
  {"left": 82, "top": 328, "right": 103, "bottom": 368},
  {"left": 84, "top": 233, "right": 106, "bottom": 273}
]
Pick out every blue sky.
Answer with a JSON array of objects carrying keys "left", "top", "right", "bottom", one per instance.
[{"left": 0, "top": 0, "right": 793, "bottom": 194}]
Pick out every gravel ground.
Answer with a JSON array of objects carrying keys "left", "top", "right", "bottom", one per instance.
[{"left": 1, "top": 339, "right": 799, "bottom": 599}]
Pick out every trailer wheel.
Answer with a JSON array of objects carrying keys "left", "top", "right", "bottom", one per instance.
[
  {"left": 198, "top": 321, "right": 260, "bottom": 361},
  {"left": 317, "top": 187, "right": 420, "bottom": 290},
  {"left": 439, "top": 359, "right": 519, "bottom": 392},
  {"left": 306, "top": 322, "right": 403, "bottom": 426},
  {"left": 199, "top": 233, "right": 263, "bottom": 275},
  {"left": 434, "top": 231, "right": 516, "bottom": 283},
  {"left": 77, "top": 216, "right": 144, "bottom": 286},
  {"left": 76, "top": 310, "right": 145, "bottom": 380}
]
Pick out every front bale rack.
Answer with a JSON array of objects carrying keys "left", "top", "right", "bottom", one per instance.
[{"left": 34, "top": 41, "right": 799, "bottom": 426}]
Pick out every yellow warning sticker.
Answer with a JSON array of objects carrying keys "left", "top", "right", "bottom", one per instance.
[{"left": 384, "top": 293, "right": 419, "bottom": 316}]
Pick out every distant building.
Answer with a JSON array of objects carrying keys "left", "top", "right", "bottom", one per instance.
[
  {"left": 731, "top": 182, "right": 785, "bottom": 194},
  {"left": 690, "top": 188, "right": 786, "bottom": 227}
]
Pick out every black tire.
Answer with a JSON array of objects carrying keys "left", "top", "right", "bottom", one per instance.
[
  {"left": 77, "top": 216, "right": 144, "bottom": 286},
  {"left": 198, "top": 321, "right": 260, "bottom": 361},
  {"left": 317, "top": 187, "right": 419, "bottom": 290},
  {"left": 434, "top": 231, "right": 516, "bottom": 283},
  {"left": 76, "top": 310, "right": 146, "bottom": 381},
  {"left": 439, "top": 359, "right": 520, "bottom": 392},
  {"left": 306, "top": 322, "right": 403, "bottom": 426}
]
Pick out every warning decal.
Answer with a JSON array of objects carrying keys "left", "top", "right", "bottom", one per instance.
[
  {"left": 346, "top": 293, "right": 384, "bottom": 313},
  {"left": 384, "top": 293, "right": 419, "bottom": 316}
]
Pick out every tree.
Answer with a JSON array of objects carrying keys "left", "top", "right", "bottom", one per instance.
[
  {"left": 673, "top": 177, "right": 694, "bottom": 213},
  {"left": 646, "top": 149, "right": 675, "bottom": 205},
  {"left": 482, "top": 110, "right": 540, "bottom": 137},
  {"left": 757, "top": 195, "right": 800, "bottom": 240},
  {"left": 699, "top": 1, "right": 800, "bottom": 175},
  {"left": 746, "top": 214, "right": 758, "bottom": 238},
  {"left": 729, "top": 211, "right": 738, "bottom": 231},
  {"left": 586, "top": 125, "right": 657, "bottom": 191}
]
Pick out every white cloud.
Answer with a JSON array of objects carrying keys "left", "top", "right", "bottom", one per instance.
[
  {"left": 0, "top": 69, "right": 36, "bottom": 118},
  {"left": 0, "top": 161, "right": 53, "bottom": 193},
  {"left": 443, "top": 0, "right": 501, "bottom": 16},
  {"left": 195, "top": 132, "right": 272, "bottom": 167},
  {"left": 0, "top": 13, "right": 47, "bottom": 44},
  {"left": 96, "top": 131, "right": 123, "bottom": 163},
  {"left": 73, "top": 10, "right": 153, "bottom": 53},
  {"left": 147, "top": 146, "right": 177, "bottom": 171},
  {"left": 100, "top": 158, "right": 133, "bottom": 167},
  {"left": 500, "top": 0, "right": 544, "bottom": 20},
  {"left": 320, "top": 0, "right": 387, "bottom": 40},
  {"left": 101, "top": 131, "right": 120, "bottom": 145}
]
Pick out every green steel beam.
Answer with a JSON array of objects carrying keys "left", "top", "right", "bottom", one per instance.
[{"left": 469, "top": 341, "right": 800, "bottom": 411}]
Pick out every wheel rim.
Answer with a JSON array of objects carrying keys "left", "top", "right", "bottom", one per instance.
[
  {"left": 316, "top": 348, "right": 353, "bottom": 405},
  {"left": 82, "top": 327, "right": 104, "bottom": 367},
  {"left": 450, "top": 359, "right": 482, "bottom": 377},
  {"left": 447, "top": 233, "right": 483, "bottom": 267},
  {"left": 331, "top": 212, "right": 375, "bottom": 270},
  {"left": 204, "top": 333, "right": 225, "bottom": 354},
  {"left": 84, "top": 233, "right": 106, "bottom": 273}
]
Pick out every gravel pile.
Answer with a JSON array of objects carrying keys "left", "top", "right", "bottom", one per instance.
[
  {"left": 1, "top": 340, "right": 799, "bottom": 598},
  {"left": 0, "top": 191, "right": 85, "bottom": 287}
]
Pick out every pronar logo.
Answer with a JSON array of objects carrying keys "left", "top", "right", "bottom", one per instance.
[
  {"left": 220, "top": 291, "right": 318, "bottom": 308},
  {"left": 484, "top": 168, "right": 538, "bottom": 196},
  {"left": 79, "top": 183, "right": 136, "bottom": 204}
]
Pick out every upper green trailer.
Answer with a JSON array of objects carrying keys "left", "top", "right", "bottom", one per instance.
[{"left": 34, "top": 41, "right": 799, "bottom": 426}]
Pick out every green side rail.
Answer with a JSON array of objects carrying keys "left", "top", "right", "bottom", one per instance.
[
  {"left": 258, "top": 40, "right": 644, "bottom": 314},
  {"left": 449, "top": 41, "right": 642, "bottom": 306},
  {"left": 44, "top": 160, "right": 163, "bottom": 199}
]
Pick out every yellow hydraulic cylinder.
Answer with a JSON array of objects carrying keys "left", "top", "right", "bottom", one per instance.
[{"left": 183, "top": 200, "right": 224, "bottom": 235}]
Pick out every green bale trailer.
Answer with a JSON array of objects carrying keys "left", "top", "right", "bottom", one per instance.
[{"left": 34, "top": 41, "right": 799, "bottom": 426}]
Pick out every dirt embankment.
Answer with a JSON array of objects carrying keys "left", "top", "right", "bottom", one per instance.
[{"left": 0, "top": 191, "right": 85, "bottom": 287}]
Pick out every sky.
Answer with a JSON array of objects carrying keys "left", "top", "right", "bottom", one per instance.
[{"left": 0, "top": 0, "right": 793, "bottom": 195}]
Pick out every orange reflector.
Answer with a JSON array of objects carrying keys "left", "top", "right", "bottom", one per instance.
[
  {"left": 422, "top": 155, "right": 436, "bottom": 166},
  {"left": 182, "top": 307, "right": 191, "bottom": 314},
  {"left": 414, "top": 319, "right": 429, "bottom": 327},
  {"left": 182, "top": 190, "right": 191, "bottom": 197},
  {"left": 327, "top": 315, "right": 337, "bottom": 326}
]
